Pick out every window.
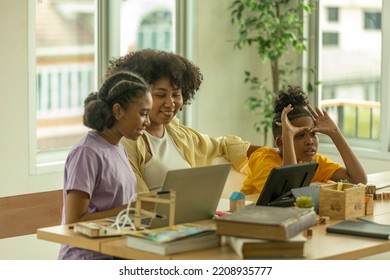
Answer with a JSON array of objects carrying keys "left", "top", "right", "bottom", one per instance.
[
  {"left": 313, "top": 0, "right": 389, "bottom": 158},
  {"left": 32, "top": 0, "right": 95, "bottom": 172},
  {"left": 364, "top": 11, "right": 381, "bottom": 30},
  {"left": 31, "top": 0, "right": 178, "bottom": 173},
  {"left": 327, "top": 7, "right": 338, "bottom": 22},
  {"left": 118, "top": 0, "right": 176, "bottom": 55},
  {"left": 322, "top": 32, "right": 339, "bottom": 46}
]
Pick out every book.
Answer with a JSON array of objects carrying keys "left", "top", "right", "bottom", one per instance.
[
  {"left": 326, "top": 220, "right": 390, "bottom": 240},
  {"left": 126, "top": 223, "right": 221, "bottom": 255},
  {"left": 215, "top": 205, "right": 317, "bottom": 241},
  {"left": 226, "top": 234, "right": 306, "bottom": 259}
]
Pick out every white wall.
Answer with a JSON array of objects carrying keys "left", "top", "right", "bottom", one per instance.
[
  {"left": 192, "top": 0, "right": 273, "bottom": 144},
  {"left": 0, "top": 1, "right": 64, "bottom": 197},
  {"left": 0, "top": 0, "right": 63, "bottom": 259},
  {"left": 0, "top": 0, "right": 389, "bottom": 260}
]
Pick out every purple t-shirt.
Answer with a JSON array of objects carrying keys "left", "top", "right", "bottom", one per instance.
[{"left": 58, "top": 131, "right": 136, "bottom": 260}]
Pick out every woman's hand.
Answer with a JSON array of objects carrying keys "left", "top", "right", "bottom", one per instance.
[{"left": 307, "top": 104, "right": 338, "bottom": 136}]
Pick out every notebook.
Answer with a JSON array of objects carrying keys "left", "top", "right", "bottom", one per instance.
[
  {"left": 326, "top": 220, "right": 390, "bottom": 240},
  {"left": 107, "top": 163, "right": 231, "bottom": 229}
]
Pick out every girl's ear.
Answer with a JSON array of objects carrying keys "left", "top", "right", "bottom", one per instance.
[
  {"left": 275, "top": 136, "right": 283, "bottom": 148},
  {"left": 112, "top": 103, "right": 123, "bottom": 120}
]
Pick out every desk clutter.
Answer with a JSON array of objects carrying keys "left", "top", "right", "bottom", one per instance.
[
  {"left": 217, "top": 182, "right": 390, "bottom": 259},
  {"left": 71, "top": 181, "right": 389, "bottom": 258}
]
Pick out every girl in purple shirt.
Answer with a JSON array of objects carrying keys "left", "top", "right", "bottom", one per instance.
[{"left": 58, "top": 71, "right": 152, "bottom": 259}]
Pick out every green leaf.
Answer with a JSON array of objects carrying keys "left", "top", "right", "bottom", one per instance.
[{"left": 229, "top": 0, "right": 318, "bottom": 144}]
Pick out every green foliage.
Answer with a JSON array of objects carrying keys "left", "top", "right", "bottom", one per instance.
[
  {"left": 229, "top": 0, "right": 317, "bottom": 145},
  {"left": 294, "top": 196, "right": 314, "bottom": 208}
]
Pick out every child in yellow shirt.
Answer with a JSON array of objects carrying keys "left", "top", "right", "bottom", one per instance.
[{"left": 241, "top": 86, "right": 367, "bottom": 195}]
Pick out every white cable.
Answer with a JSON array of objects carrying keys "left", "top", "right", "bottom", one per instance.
[{"left": 108, "top": 191, "right": 150, "bottom": 232}]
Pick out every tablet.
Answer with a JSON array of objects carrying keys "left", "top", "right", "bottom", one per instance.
[{"left": 256, "top": 162, "right": 319, "bottom": 207}]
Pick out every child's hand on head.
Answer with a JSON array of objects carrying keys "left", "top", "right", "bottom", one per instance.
[
  {"left": 307, "top": 104, "right": 338, "bottom": 136},
  {"left": 279, "top": 104, "right": 311, "bottom": 137}
]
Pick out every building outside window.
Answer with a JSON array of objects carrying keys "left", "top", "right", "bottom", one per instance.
[
  {"left": 35, "top": 0, "right": 95, "bottom": 153},
  {"left": 317, "top": 0, "right": 384, "bottom": 151}
]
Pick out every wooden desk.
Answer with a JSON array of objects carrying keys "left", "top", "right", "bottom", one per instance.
[
  {"left": 368, "top": 170, "right": 390, "bottom": 189},
  {"left": 38, "top": 170, "right": 390, "bottom": 260},
  {"left": 37, "top": 200, "right": 390, "bottom": 260}
]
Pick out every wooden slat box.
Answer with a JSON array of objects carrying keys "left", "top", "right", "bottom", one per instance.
[{"left": 319, "top": 183, "right": 366, "bottom": 220}]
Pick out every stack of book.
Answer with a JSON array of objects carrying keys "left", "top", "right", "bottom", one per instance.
[
  {"left": 215, "top": 205, "right": 317, "bottom": 259},
  {"left": 126, "top": 223, "right": 220, "bottom": 255}
]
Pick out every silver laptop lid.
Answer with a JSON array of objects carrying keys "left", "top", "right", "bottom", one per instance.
[{"left": 149, "top": 163, "right": 231, "bottom": 228}]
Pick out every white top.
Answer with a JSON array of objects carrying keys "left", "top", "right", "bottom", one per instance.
[{"left": 143, "top": 129, "right": 191, "bottom": 191}]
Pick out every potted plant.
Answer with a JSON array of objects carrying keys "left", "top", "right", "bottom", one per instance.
[
  {"left": 229, "top": 0, "right": 318, "bottom": 145},
  {"left": 294, "top": 196, "right": 314, "bottom": 210}
]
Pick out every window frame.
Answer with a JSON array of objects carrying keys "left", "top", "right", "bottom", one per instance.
[
  {"left": 29, "top": 0, "right": 190, "bottom": 174},
  {"left": 364, "top": 11, "right": 382, "bottom": 30},
  {"left": 307, "top": 0, "right": 390, "bottom": 160},
  {"left": 327, "top": 7, "right": 339, "bottom": 22},
  {"left": 322, "top": 31, "right": 339, "bottom": 46},
  {"left": 29, "top": 0, "right": 98, "bottom": 175}
]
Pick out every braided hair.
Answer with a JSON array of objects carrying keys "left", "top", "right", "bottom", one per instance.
[{"left": 83, "top": 71, "right": 150, "bottom": 132}]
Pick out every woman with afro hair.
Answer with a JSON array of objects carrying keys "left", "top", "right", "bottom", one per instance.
[
  {"left": 106, "top": 49, "right": 259, "bottom": 193},
  {"left": 241, "top": 85, "right": 367, "bottom": 196}
]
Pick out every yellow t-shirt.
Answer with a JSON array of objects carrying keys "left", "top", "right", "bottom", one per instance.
[{"left": 240, "top": 146, "right": 343, "bottom": 195}]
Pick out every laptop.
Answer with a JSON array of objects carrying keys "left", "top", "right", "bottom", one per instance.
[
  {"left": 256, "top": 162, "right": 319, "bottom": 207},
  {"left": 148, "top": 163, "right": 231, "bottom": 228},
  {"left": 107, "top": 163, "right": 231, "bottom": 228}
]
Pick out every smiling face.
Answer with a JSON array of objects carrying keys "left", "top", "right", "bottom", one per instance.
[
  {"left": 115, "top": 92, "right": 152, "bottom": 140},
  {"left": 148, "top": 77, "right": 183, "bottom": 127},
  {"left": 290, "top": 116, "right": 319, "bottom": 162}
]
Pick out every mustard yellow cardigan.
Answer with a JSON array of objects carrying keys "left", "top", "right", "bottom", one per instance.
[{"left": 120, "top": 117, "right": 250, "bottom": 193}]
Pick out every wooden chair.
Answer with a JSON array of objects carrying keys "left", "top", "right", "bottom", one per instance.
[{"left": 0, "top": 189, "right": 63, "bottom": 239}]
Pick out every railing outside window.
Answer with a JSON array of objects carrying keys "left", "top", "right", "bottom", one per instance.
[
  {"left": 36, "top": 65, "right": 93, "bottom": 118},
  {"left": 321, "top": 99, "right": 380, "bottom": 140}
]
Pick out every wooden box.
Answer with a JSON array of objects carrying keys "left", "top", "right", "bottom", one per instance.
[{"left": 319, "top": 183, "right": 366, "bottom": 220}]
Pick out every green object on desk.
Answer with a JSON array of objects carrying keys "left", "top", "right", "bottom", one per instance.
[{"left": 294, "top": 196, "right": 314, "bottom": 208}]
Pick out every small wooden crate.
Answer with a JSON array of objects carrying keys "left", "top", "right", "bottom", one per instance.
[{"left": 319, "top": 183, "right": 366, "bottom": 220}]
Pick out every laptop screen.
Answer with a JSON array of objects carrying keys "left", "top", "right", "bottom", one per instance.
[{"left": 149, "top": 163, "right": 232, "bottom": 228}]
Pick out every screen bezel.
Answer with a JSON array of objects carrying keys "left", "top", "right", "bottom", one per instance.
[{"left": 256, "top": 162, "right": 319, "bottom": 207}]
